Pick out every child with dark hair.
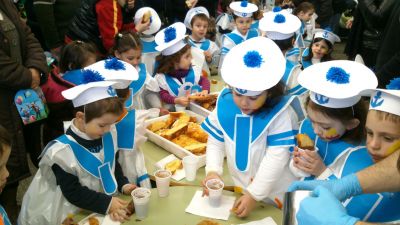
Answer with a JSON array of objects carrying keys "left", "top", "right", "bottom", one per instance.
[
  {"left": 184, "top": 7, "right": 220, "bottom": 75},
  {"left": 0, "top": 125, "right": 12, "bottom": 225},
  {"left": 219, "top": 0, "right": 259, "bottom": 70},
  {"left": 112, "top": 31, "right": 164, "bottom": 113},
  {"left": 201, "top": 37, "right": 303, "bottom": 218},
  {"left": 41, "top": 41, "right": 97, "bottom": 146},
  {"left": 154, "top": 22, "right": 210, "bottom": 111},
  {"left": 19, "top": 62, "right": 138, "bottom": 225},
  {"left": 301, "top": 29, "right": 340, "bottom": 69},
  {"left": 289, "top": 60, "right": 381, "bottom": 220}
]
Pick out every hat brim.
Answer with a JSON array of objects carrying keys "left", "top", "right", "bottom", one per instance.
[
  {"left": 155, "top": 22, "right": 187, "bottom": 52},
  {"left": 134, "top": 7, "right": 161, "bottom": 35},
  {"left": 298, "top": 60, "right": 378, "bottom": 99}
]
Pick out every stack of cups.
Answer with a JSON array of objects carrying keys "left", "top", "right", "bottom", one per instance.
[
  {"left": 131, "top": 187, "right": 151, "bottom": 220},
  {"left": 183, "top": 155, "right": 199, "bottom": 181},
  {"left": 206, "top": 179, "right": 224, "bottom": 207},
  {"left": 154, "top": 169, "right": 172, "bottom": 197}
]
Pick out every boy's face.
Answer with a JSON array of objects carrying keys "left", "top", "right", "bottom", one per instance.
[
  {"left": 235, "top": 17, "right": 252, "bottom": 36},
  {"left": 298, "top": 10, "right": 314, "bottom": 22},
  {"left": 82, "top": 113, "right": 120, "bottom": 139},
  {"left": 0, "top": 144, "right": 10, "bottom": 193},
  {"left": 191, "top": 19, "right": 209, "bottom": 41},
  {"left": 366, "top": 110, "right": 400, "bottom": 163},
  {"left": 115, "top": 48, "right": 142, "bottom": 68}
]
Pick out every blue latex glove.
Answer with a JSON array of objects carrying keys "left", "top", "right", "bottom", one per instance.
[
  {"left": 297, "top": 186, "right": 360, "bottom": 225},
  {"left": 288, "top": 173, "right": 362, "bottom": 201}
]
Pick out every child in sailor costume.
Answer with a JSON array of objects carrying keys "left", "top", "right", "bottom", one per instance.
[
  {"left": 289, "top": 61, "right": 397, "bottom": 222},
  {"left": 112, "top": 32, "right": 163, "bottom": 112},
  {"left": 134, "top": 7, "right": 161, "bottom": 76},
  {"left": 259, "top": 9, "right": 305, "bottom": 97},
  {"left": 288, "top": 78, "right": 400, "bottom": 223},
  {"left": 201, "top": 37, "right": 304, "bottom": 217},
  {"left": 82, "top": 59, "right": 153, "bottom": 189},
  {"left": 154, "top": 22, "right": 210, "bottom": 111},
  {"left": 184, "top": 7, "right": 220, "bottom": 75},
  {"left": 301, "top": 29, "right": 340, "bottom": 69},
  {"left": 219, "top": 0, "right": 259, "bottom": 73},
  {"left": 18, "top": 74, "right": 137, "bottom": 224}
]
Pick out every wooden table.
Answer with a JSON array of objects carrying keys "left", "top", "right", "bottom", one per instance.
[{"left": 74, "top": 186, "right": 282, "bottom": 225}]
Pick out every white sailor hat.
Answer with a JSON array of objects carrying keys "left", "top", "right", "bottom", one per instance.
[
  {"left": 184, "top": 6, "right": 210, "bottom": 30},
  {"left": 259, "top": 10, "right": 301, "bottom": 40},
  {"left": 155, "top": 22, "right": 187, "bottom": 56},
  {"left": 313, "top": 29, "right": 341, "bottom": 45},
  {"left": 134, "top": 7, "right": 161, "bottom": 35},
  {"left": 229, "top": 0, "right": 258, "bottom": 18},
  {"left": 62, "top": 81, "right": 119, "bottom": 107},
  {"left": 221, "top": 36, "right": 286, "bottom": 96},
  {"left": 298, "top": 60, "right": 378, "bottom": 108},
  {"left": 368, "top": 78, "right": 400, "bottom": 116},
  {"left": 62, "top": 58, "right": 137, "bottom": 90},
  {"left": 82, "top": 58, "right": 137, "bottom": 89}
]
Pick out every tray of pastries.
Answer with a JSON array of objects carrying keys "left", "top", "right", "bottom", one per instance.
[
  {"left": 145, "top": 110, "right": 208, "bottom": 167},
  {"left": 189, "top": 93, "right": 218, "bottom": 117}
]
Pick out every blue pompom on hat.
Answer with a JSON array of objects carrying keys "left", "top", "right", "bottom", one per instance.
[
  {"left": 155, "top": 22, "right": 187, "bottom": 56},
  {"left": 298, "top": 60, "right": 378, "bottom": 108},
  {"left": 229, "top": 0, "right": 258, "bottom": 18},
  {"left": 221, "top": 36, "right": 286, "bottom": 94},
  {"left": 259, "top": 11, "right": 301, "bottom": 40}
]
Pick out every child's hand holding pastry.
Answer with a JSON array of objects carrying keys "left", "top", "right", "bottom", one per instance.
[
  {"left": 175, "top": 96, "right": 190, "bottom": 106},
  {"left": 232, "top": 192, "right": 257, "bottom": 217},
  {"left": 293, "top": 148, "right": 326, "bottom": 176},
  {"left": 204, "top": 51, "right": 212, "bottom": 63}
]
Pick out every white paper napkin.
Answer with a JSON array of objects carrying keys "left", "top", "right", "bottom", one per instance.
[
  {"left": 237, "top": 217, "right": 277, "bottom": 225},
  {"left": 155, "top": 154, "right": 185, "bottom": 181},
  {"left": 78, "top": 213, "right": 120, "bottom": 225},
  {"left": 185, "top": 190, "right": 236, "bottom": 220}
]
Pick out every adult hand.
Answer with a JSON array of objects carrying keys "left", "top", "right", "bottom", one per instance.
[
  {"left": 201, "top": 172, "right": 222, "bottom": 196},
  {"left": 109, "top": 208, "right": 130, "bottom": 222},
  {"left": 232, "top": 192, "right": 257, "bottom": 218},
  {"left": 293, "top": 147, "right": 326, "bottom": 176},
  {"left": 297, "top": 186, "right": 359, "bottom": 225},
  {"left": 288, "top": 173, "right": 363, "bottom": 201},
  {"left": 135, "top": 18, "right": 151, "bottom": 34},
  {"left": 109, "top": 197, "right": 129, "bottom": 216},
  {"left": 30, "top": 68, "right": 41, "bottom": 89}
]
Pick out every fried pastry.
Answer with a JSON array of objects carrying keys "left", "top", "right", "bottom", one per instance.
[
  {"left": 185, "top": 143, "right": 207, "bottom": 155},
  {"left": 165, "top": 159, "right": 182, "bottom": 174},
  {"left": 297, "top": 133, "right": 314, "bottom": 150},
  {"left": 186, "top": 122, "right": 208, "bottom": 143},
  {"left": 147, "top": 120, "right": 167, "bottom": 132},
  {"left": 88, "top": 217, "right": 99, "bottom": 225},
  {"left": 142, "top": 10, "right": 151, "bottom": 23}
]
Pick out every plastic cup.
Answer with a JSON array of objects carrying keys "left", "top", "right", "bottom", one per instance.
[
  {"left": 154, "top": 169, "right": 172, "bottom": 197},
  {"left": 206, "top": 179, "right": 224, "bottom": 207},
  {"left": 131, "top": 188, "right": 151, "bottom": 219},
  {"left": 182, "top": 155, "right": 198, "bottom": 181},
  {"left": 175, "top": 104, "right": 186, "bottom": 112}
]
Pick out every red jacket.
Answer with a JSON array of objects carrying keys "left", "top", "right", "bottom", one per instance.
[{"left": 96, "top": 0, "right": 136, "bottom": 52}]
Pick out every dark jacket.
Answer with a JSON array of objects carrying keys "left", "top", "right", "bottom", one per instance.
[
  {"left": 376, "top": 1, "right": 400, "bottom": 87},
  {"left": 66, "top": 0, "right": 103, "bottom": 52},
  {"left": 0, "top": 0, "right": 48, "bottom": 183},
  {"left": 345, "top": 0, "right": 395, "bottom": 66}
]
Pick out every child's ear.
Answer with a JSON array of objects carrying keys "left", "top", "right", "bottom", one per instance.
[
  {"left": 346, "top": 118, "right": 360, "bottom": 130},
  {"left": 114, "top": 51, "right": 121, "bottom": 58},
  {"left": 75, "top": 111, "right": 85, "bottom": 122}
]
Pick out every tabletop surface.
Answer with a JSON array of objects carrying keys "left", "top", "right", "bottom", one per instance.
[{"left": 74, "top": 186, "right": 283, "bottom": 225}]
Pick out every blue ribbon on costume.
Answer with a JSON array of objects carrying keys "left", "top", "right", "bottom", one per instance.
[
  {"left": 116, "top": 109, "right": 136, "bottom": 150},
  {"left": 235, "top": 115, "right": 251, "bottom": 171},
  {"left": 57, "top": 133, "right": 117, "bottom": 195}
]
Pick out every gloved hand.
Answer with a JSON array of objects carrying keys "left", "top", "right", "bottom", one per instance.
[
  {"left": 297, "top": 186, "right": 360, "bottom": 225},
  {"left": 288, "top": 173, "right": 362, "bottom": 201}
]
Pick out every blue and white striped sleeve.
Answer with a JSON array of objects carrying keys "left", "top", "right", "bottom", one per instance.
[
  {"left": 201, "top": 113, "right": 224, "bottom": 143},
  {"left": 266, "top": 109, "right": 299, "bottom": 148}
]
